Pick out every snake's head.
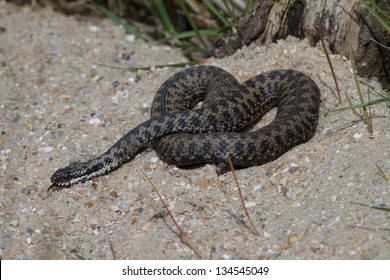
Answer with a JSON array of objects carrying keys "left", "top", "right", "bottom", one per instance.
[{"left": 50, "top": 161, "right": 91, "bottom": 188}]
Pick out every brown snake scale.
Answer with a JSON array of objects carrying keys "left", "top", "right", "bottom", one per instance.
[{"left": 50, "top": 65, "right": 321, "bottom": 188}]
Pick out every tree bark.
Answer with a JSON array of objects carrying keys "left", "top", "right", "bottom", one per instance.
[{"left": 211, "top": 0, "right": 390, "bottom": 86}]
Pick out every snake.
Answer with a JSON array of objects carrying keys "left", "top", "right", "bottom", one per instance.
[{"left": 50, "top": 65, "right": 321, "bottom": 188}]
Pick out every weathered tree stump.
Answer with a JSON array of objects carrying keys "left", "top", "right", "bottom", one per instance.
[{"left": 211, "top": 0, "right": 389, "bottom": 86}]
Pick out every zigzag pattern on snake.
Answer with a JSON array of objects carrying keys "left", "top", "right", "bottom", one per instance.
[{"left": 50, "top": 65, "right": 321, "bottom": 188}]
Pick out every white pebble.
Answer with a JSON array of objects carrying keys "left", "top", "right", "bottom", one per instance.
[
  {"left": 39, "top": 146, "right": 53, "bottom": 153},
  {"left": 150, "top": 157, "right": 159, "bottom": 163},
  {"left": 263, "top": 231, "right": 272, "bottom": 238},
  {"left": 110, "top": 205, "right": 120, "bottom": 212},
  {"left": 222, "top": 254, "right": 232, "bottom": 260},
  {"left": 89, "top": 118, "right": 101, "bottom": 125},
  {"left": 353, "top": 133, "right": 363, "bottom": 139},
  {"left": 61, "top": 146, "right": 69, "bottom": 151},
  {"left": 88, "top": 25, "right": 99, "bottom": 32},
  {"left": 0, "top": 149, "right": 11, "bottom": 155},
  {"left": 126, "top": 34, "right": 135, "bottom": 42},
  {"left": 245, "top": 202, "right": 256, "bottom": 208}
]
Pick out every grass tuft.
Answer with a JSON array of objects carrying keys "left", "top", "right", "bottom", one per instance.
[
  {"left": 359, "top": 0, "right": 390, "bottom": 32},
  {"left": 93, "top": 0, "right": 254, "bottom": 57},
  {"left": 92, "top": 2, "right": 149, "bottom": 41},
  {"left": 349, "top": 44, "right": 374, "bottom": 136}
]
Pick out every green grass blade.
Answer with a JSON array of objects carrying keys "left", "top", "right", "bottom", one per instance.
[
  {"left": 359, "top": 0, "right": 390, "bottom": 32},
  {"left": 349, "top": 43, "right": 372, "bottom": 132},
  {"left": 332, "top": 97, "right": 390, "bottom": 112},
  {"left": 220, "top": 0, "right": 236, "bottom": 24},
  {"left": 178, "top": 0, "right": 207, "bottom": 50},
  {"left": 153, "top": 0, "right": 176, "bottom": 34},
  {"left": 351, "top": 202, "right": 390, "bottom": 212},
  {"left": 243, "top": 0, "right": 255, "bottom": 16},
  {"left": 168, "top": 28, "right": 221, "bottom": 40},
  {"left": 92, "top": 2, "right": 149, "bottom": 41},
  {"left": 202, "top": 0, "right": 232, "bottom": 27},
  {"left": 361, "top": 0, "right": 390, "bottom": 21}
]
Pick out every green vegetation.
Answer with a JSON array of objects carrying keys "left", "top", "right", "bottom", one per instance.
[{"left": 93, "top": 0, "right": 254, "bottom": 57}]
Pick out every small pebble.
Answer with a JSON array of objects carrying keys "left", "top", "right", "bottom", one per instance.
[
  {"left": 269, "top": 175, "right": 279, "bottom": 186},
  {"left": 59, "top": 94, "right": 70, "bottom": 101},
  {"left": 245, "top": 202, "right": 256, "bottom": 208},
  {"left": 142, "top": 222, "right": 152, "bottom": 231},
  {"left": 86, "top": 201, "right": 94, "bottom": 208},
  {"left": 111, "top": 80, "right": 120, "bottom": 88},
  {"left": 280, "top": 177, "right": 289, "bottom": 187},
  {"left": 10, "top": 219, "right": 19, "bottom": 227},
  {"left": 0, "top": 149, "right": 11, "bottom": 155},
  {"left": 39, "top": 146, "right": 53, "bottom": 153},
  {"left": 353, "top": 133, "right": 363, "bottom": 139},
  {"left": 110, "top": 205, "right": 120, "bottom": 212},
  {"left": 150, "top": 157, "right": 159, "bottom": 163},
  {"left": 222, "top": 254, "right": 232, "bottom": 260},
  {"left": 191, "top": 175, "right": 201, "bottom": 184},
  {"left": 126, "top": 34, "right": 135, "bottom": 42},
  {"left": 89, "top": 118, "right": 101, "bottom": 125},
  {"left": 88, "top": 25, "right": 99, "bottom": 32},
  {"left": 206, "top": 203, "right": 216, "bottom": 210},
  {"left": 109, "top": 190, "right": 119, "bottom": 198},
  {"left": 288, "top": 235, "right": 299, "bottom": 244},
  {"left": 263, "top": 232, "right": 271, "bottom": 238}
]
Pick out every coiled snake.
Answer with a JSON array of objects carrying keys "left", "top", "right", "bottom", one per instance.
[{"left": 50, "top": 66, "right": 320, "bottom": 188}]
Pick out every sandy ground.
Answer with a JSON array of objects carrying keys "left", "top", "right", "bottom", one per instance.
[{"left": 0, "top": 3, "right": 389, "bottom": 260}]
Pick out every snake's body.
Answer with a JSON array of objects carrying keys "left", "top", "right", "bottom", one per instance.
[{"left": 50, "top": 66, "right": 320, "bottom": 187}]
